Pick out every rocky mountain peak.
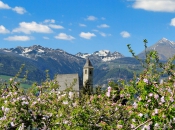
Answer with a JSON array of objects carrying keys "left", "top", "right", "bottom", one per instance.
[
  {"left": 161, "top": 37, "right": 168, "bottom": 42},
  {"left": 138, "top": 38, "right": 175, "bottom": 61},
  {"left": 76, "top": 50, "right": 124, "bottom": 62}
]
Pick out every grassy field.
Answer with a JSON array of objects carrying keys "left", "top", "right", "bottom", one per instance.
[{"left": 0, "top": 75, "right": 32, "bottom": 90}]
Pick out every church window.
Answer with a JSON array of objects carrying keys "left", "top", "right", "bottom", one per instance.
[
  {"left": 89, "top": 71, "right": 92, "bottom": 75},
  {"left": 85, "top": 70, "right": 87, "bottom": 74}
]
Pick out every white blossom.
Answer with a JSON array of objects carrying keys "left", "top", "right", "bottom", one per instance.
[
  {"left": 148, "top": 93, "right": 153, "bottom": 97},
  {"left": 22, "top": 101, "right": 29, "bottom": 105},
  {"left": 160, "top": 96, "right": 165, "bottom": 103},
  {"left": 143, "top": 78, "right": 148, "bottom": 84},
  {"left": 154, "top": 108, "right": 158, "bottom": 114},
  {"left": 138, "top": 113, "right": 143, "bottom": 117},
  {"left": 131, "top": 124, "right": 135, "bottom": 128},
  {"left": 10, "top": 122, "right": 15, "bottom": 127},
  {"left": 154, "top": 94, "right": 159, "bottom": 99},
  {"left": 133, "top": 102, "right": 138, "bottom": 109},
  {"left": 0, "top": 116, "right": 6, "bottom": 121},
  {"left": 142, "top": 125, "right": 150, "bottom": 130},
  {"left": 69, "top": 91, "right": 74, "bottom": 99},
  {"left": 154, "top": 123, "right": 159, "bottom": 127},
  {"left": 170, "top": 97, "right": 174, "bottom": 102}
]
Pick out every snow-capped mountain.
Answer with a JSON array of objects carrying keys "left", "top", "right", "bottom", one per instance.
[
  {"left": 138, "top": 38, "right": 175, "bottom": 61},
  {"left": 76, "top": 50, "right": 124, "bottom": 62},
  {"left": 2, "top": 45, "right": 84, "bottom": 64},
  {"left": 0, "top": 45, "right": 86, "bottom": 80},
  {"left": 0, "top": 45, "right": 129, "bottom": 85}
]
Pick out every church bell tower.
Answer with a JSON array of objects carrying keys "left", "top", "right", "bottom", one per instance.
[{"left": 83, "top": 58, "right": 93, "bottom": 87}]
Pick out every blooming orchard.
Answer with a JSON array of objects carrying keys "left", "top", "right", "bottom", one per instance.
[{"left": 0, "top": 40, "right": 175, "bottom": 129}]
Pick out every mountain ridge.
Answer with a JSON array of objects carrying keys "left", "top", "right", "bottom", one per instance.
[
  {"left": 1, "top": 37, "right": 175, "bottom": 85},
  {"left": 137, "top": 38, "right": 175, "bottom": 61}
]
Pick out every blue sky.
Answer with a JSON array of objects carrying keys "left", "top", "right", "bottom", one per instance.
[{"left": 0, "top": 0, "right": 175, "bottom": 56}]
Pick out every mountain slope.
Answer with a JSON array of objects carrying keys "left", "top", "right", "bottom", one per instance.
[
  {"left": 0, "top": 51, "right": 46, "bottom": 82},
  {"left": 0, "top": 45, "right": 141, "bottom": 85},
  {"left": 138, "top": 38, "right": 175, "bottom": 61}
]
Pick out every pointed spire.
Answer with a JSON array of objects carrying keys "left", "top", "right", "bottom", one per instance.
[{"left": 84, "top": 57, "right": 93, "bottom": 68}]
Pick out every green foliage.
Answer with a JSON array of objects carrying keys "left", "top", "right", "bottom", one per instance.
[{"left": 0, "top": 39, "right": 175, "bottom": 129}]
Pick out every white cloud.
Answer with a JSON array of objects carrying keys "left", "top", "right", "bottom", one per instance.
[
  {"left": 43, "top": 36, "right": 49, "bottom": 40},
  {"left": 4, "top": 35, "right": 32, "bottom": 41},
  {"left": 13, "top": 21, "right": 52, "bottom": 34},
  {"left": 99, "top": 32, "right": 106, "bottom": 37},
  {"left": 0, "top": 1, "right": 11, "bottom": 9},
  {"left": 97, "top": 24, "right": 110, "bottom": 28},
  {"left": 120, "top": 31, "right": 131, "bottom": 38},
  {"left": 0, "top": 1, "right": 26, "bottom": 14},
  {"left": 79, "top": 23, "right": 86, "bottom": 27},
  {"left": 55, "top": 33, "right": 75, "bottom": 40},
  {"left": 12, "top": 6, "right": 26, "bottom": 14},
  {"left": 49, "top": 24, "right": 64, "bottom": 29},
  {"left": 86, "top": 16, "right": 97, "bottom": 21},
  {"left": 0, "top": 25, "right": 10, "bottom": 34},
  {"left": 92, "top": 29, "right": 99, "bottom": 32},
  {"left": 170, "top": 18, "right": 175, "bottom": 26},
  {"left": 133, "top": 0, "right": 175, "bottom": 12},
  {"left": 44, "top": 19, "right": 55, "bottom": 23},
  {"left": 79, "top": 32, "right": 96, "bottom": 39}
]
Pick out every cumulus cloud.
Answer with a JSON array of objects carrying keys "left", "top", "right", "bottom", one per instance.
[
  {"left": 79, "top": 23, "right": 86, "bottom": 27},
  {"left": 12, "top": 6, "right": 26, "bottom": 14},
  {"left": 79, "top": 32, "right": 96, "bottom": 39},
  {"left": 120, "top": 31, "right": 131, "bottom": 38},
  {"left": 44, "top": 19, "right": 55, "bottom": 23},
  {"left": 0, "top": 25, "right": 10, "bottom": 34},
  {"left": 13, "top": 21, "right": 52, "bottom": 34},
  {"left": 49, "top": 24, "right": 64, "bottom": 29},
  {"left": 97, "top": 24, "right": 110, "bottom": 28},
  {"left": 4, "top": 35, "right": 32, "bottom": 41},
  {"left": 0, "top": 1, "right": 11, "bottom": 9},
  {"left": 170, "top": 18, "right": 175, "bottom": 26},
  {"left": 55, "top": 33, "right": 75, "bottom": 40},
  {"left": 99, "top": 32, "right": 106, "bottom": 37},
  {"left": 133, "top": 0, "right": 175, "bottom": 12},
  {"left": 0, "top": 1, "right": 26, "bottom": 14},
  {"left": 86, "top": 16, "right": 97, "bottom": 21}
]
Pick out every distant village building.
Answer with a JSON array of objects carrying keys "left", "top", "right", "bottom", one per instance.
[{"left": 56, "top": 58, "right": 93, "bottom": 91}]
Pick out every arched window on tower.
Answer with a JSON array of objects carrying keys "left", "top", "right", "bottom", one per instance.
[{"left": 85, "top": 70, "right": 87, "bottom": 74}]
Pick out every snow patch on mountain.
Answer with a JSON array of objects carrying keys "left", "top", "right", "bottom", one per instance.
[
  {"left": 23, "top": 48, "right": 32, "bottom": 53},
  {"left": 76, "top": 52, "right": 90, "bottom": 59},
  {"left": 38, "top": 49, "right": 45, "bottom": 53},
  {"left": 76, "top": 50, "right": 124, "bottom": 62},
  {"left": 93, "top": 50, "right": 110, "bottom": 56}
]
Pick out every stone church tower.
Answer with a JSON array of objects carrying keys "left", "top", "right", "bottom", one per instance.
[{"left": 83, "top": 58, "right": 93, "bottom": 87}]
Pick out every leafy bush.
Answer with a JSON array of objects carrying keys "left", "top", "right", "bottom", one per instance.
[{"left": 0, "top": 39, "right": 175, "bottom": 129}]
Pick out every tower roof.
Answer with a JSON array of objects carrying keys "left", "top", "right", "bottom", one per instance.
[{"left": 84, "top": 58, "right": 93, "bottom": 68}]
